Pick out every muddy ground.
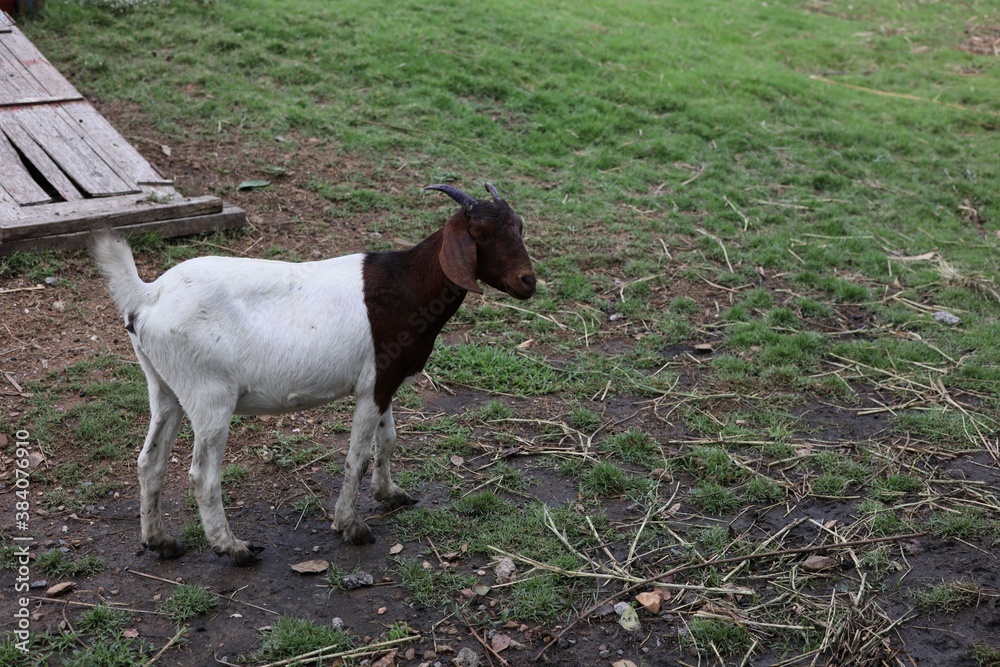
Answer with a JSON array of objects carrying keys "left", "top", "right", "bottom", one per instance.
[{"left": 2, "top": 101, "right": 999, "bottom": 666}]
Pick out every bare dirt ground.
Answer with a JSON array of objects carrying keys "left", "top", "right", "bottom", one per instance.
[{"left": 2, "top": 100, "right": 999, "bottom": 666}]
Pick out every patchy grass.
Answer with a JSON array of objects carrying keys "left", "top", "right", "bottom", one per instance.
[
  {"left": 912, "top": 580, "right": 982, "bottom": 615},
  {"left": 246, "top": 616, "right": 352, "bottom": 664},
  {"left": 158, "top": 583, "right": 220, "bottom": 623},
  {"left": 34, "top": 550, "right": 104, "bottom": 578},
  {"left": 6, "top": 0, "right": 1000, "bottom": 664}
]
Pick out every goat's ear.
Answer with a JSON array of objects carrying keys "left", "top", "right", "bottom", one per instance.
[{"left": 440, "top": 216, "right": 483, "bottom": 294}]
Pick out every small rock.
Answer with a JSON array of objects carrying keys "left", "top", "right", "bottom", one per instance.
[
  {"left": 591, "top": 603, "right": 616, "bottom": 618},
  {"left": 495, "top": 557, "right": 517, "bottom": 585},
  {"left": 613, "top": 601, "right": 631, "bottom": 616},
  {"left": 331, "top": 617, "right": 345, "bottom": 630},
  {"left": 342, "top": 570, "right": 375, "bottom": 590},
  {"left": 933, "top": 311, "right": 961, "bottom": 325},
  {"left": 44, "top": 277, "right": 56, "bottom": 285},
  {"left": 452, "top": 647, "right": 480, "bottom": 667}
]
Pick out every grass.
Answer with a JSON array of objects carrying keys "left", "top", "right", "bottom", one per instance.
[
  {"left": 393, "top": 557, "right": 478, "bottom": 609},
  {"left": 247, "top": 616, "right": 352, "bottom": 664},
  {"left": 912, "top": 580, "right": 982, "bottom": 615},
  {"left": 34, "top": 550, "right": 104, "bottom": 578},
  {"left": 158, "top": 583, "right": 219, "bottom": 622},
  {"left": 0, "top": 605, "right": 153, "bottom": 667},
  {"left": 6, "top": 0, "right": 1000, "bottom": 663}
]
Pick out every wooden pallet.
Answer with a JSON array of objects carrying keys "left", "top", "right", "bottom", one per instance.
[{"left": 0, "top": 11, "right": 245, "bottom": 255}]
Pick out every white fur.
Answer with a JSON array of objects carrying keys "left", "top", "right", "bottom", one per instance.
[{"left": 92, "top": 233, "right": 396, "bottom": 562}]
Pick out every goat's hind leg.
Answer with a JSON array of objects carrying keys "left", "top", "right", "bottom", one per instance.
[
  {"left": 372, "top": 405, "right": 417, "bottom": 510},
  {"left": 136, "top": 365, "right": 185, "bottom": 559},
  {"left": 188, "top": 401, "right": 263, "bottom": 566}
]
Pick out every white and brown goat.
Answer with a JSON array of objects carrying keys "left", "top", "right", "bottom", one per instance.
[{"left": 92, "top": 183, "right": 536, "bottom": 565}]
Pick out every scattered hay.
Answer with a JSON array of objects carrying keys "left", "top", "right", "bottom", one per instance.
[{"left": 960, "top": 24, "right": 1000, "bottom": 56}]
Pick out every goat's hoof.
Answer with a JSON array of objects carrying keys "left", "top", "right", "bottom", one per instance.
[
  {"left": 145, "top": 538, "right": 186, "bottom": 560},
  {"left": 380, "top": 491, "right": 419, "bottom": 511},
  {"left": 231, "top": 544, "right": 264, "bottom": 567},
  {"left": 344, "top": 521, "right": 376, "bottom": 546}
]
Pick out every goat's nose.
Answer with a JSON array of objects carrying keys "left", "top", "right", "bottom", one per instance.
[{"left": 520, "top": 273, "right": 537, "bottom": 293}]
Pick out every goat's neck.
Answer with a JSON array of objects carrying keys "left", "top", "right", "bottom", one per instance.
[{"left": 364, "top": 230, "right": 469, "bottom": 411}]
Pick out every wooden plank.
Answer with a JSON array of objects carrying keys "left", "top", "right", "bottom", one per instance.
[
  {"left": 0, "top": 39, "right": 43, "bottom": 104},
  {"left": 0, "top": 183, "right": 22, "bottom": 219},
  {"left": 57, "top": 102, "right": 171, "bottom": 185},
  {"left": 0, "top": 12, "right": 12, "bottom": 33},
  {"left": 0, "top": 202, "right": 246, "bottom": 255},
  {"left": 0, "top": 113, "right": 83, "bottom": 202},
  {"left": 0, "top": 129, "right": 50, "bottom": 205},
  {"left": 7, "top": 106, "right": 137, "bottom": 197},
  {"left": 1, "top": 27, "right": 82, "bottom": 102},
  {"left": 0, "top": 194, "right": 223, "bottom": 242}
]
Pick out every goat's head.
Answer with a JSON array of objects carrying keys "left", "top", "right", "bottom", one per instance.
[{"left": 425, "top": 183, "right": 537, "bottom": 300}]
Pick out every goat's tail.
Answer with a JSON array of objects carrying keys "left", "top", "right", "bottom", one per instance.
[{"left": 89, "top": 230, "right": 153, "bottom": 318}]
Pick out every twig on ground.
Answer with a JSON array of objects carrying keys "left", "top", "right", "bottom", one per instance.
[
  {"left": 141, "top": 625, "right": 188, "bottom": 667},
  {"left": 251, "top": 635, "right": 419, "bottom": 667},
  {"left": 127, "top": 569, "right": 278, "bottom": 615}
]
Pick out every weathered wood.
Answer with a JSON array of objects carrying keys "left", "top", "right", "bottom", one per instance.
[
  {"left": 5, "top": 106, "right": 138, "bottom": 197},
  {"left": 0, "top": 130, "right": 50, "bottom": 205},
  {"left": 0, "top": 183, "right": 21, "bottom": 218},
  {"left": 0, "top": 115, "right": 84, "bottom": 202},
  {"left": 0, "top": 203, "right": 246, "bottom": 255},
  {"left": 0, "top": 28, "right": 81, "bottom": 103},
  {"left": 0, "top": 39, "right": 41, "bottom": 103},
  {"left": 57, "top": 102, "right": 171, "bottom": 186},
  {"left": 0, "top": 194, "right": 223, "bottom": 242},
  {"left": 0, "top": 17, "right": 245, "bottom": 248}
]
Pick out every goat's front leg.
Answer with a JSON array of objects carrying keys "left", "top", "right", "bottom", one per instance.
[
  {"left": 188, "top": 403, "right": 263, "bottom": 566},
  {"left": 372, "top": 405, "right": 418, "bottom": 510},
  {"left": 333, "top": 394, "right": 381, "bottom": 545},
  {"left": 136, "top": 371, "right": 185, "bottom": 559}
]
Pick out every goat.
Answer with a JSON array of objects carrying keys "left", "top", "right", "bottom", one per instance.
[{"left": 91, "top": 183, "right": 536, "bottom": 566}]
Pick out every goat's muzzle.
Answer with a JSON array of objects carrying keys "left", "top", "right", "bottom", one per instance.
[{"left": 508, "top": 271, "right": 537, "bottom": 300}]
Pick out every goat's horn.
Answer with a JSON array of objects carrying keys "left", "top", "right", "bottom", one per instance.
[
  {"left": 484, "top": 182, "right": 502, "bottom": 203},
  {"left": 424, "top": 184, "right": 477, "bottom": 211}
]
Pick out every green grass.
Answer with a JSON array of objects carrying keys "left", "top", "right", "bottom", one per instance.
[
  {"left": 10, "top": 0, "right": 1000, "bottom": 663},
  {"left": 0, "top": 605, "right": 153, "bottom": 667},
  {"left": 247, "top": 616, "right": 352, "bottom": 664},
  {"left": 393, "top": 557, "right": 478, "bottom": 608},
  {"left": 34, "top": 550, "right": 104, "bottom": 578},
  {"left": 687, "top": 618, "right": 755, "bottom": 657},
  {"left": 968, "top": 644, "right": 1000, "bottom": 667},
  {"left": 912, "top": 580, "right": 981, "bottom": 615},
  {"left": 429, "top": 344, "right": 563, "bottom": 395},
  {"left": 158, "top": 583, "right": 220, "bottom": 623},
  {"left": 601, "top": 429, "right": 660, "bottom": 468}
]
